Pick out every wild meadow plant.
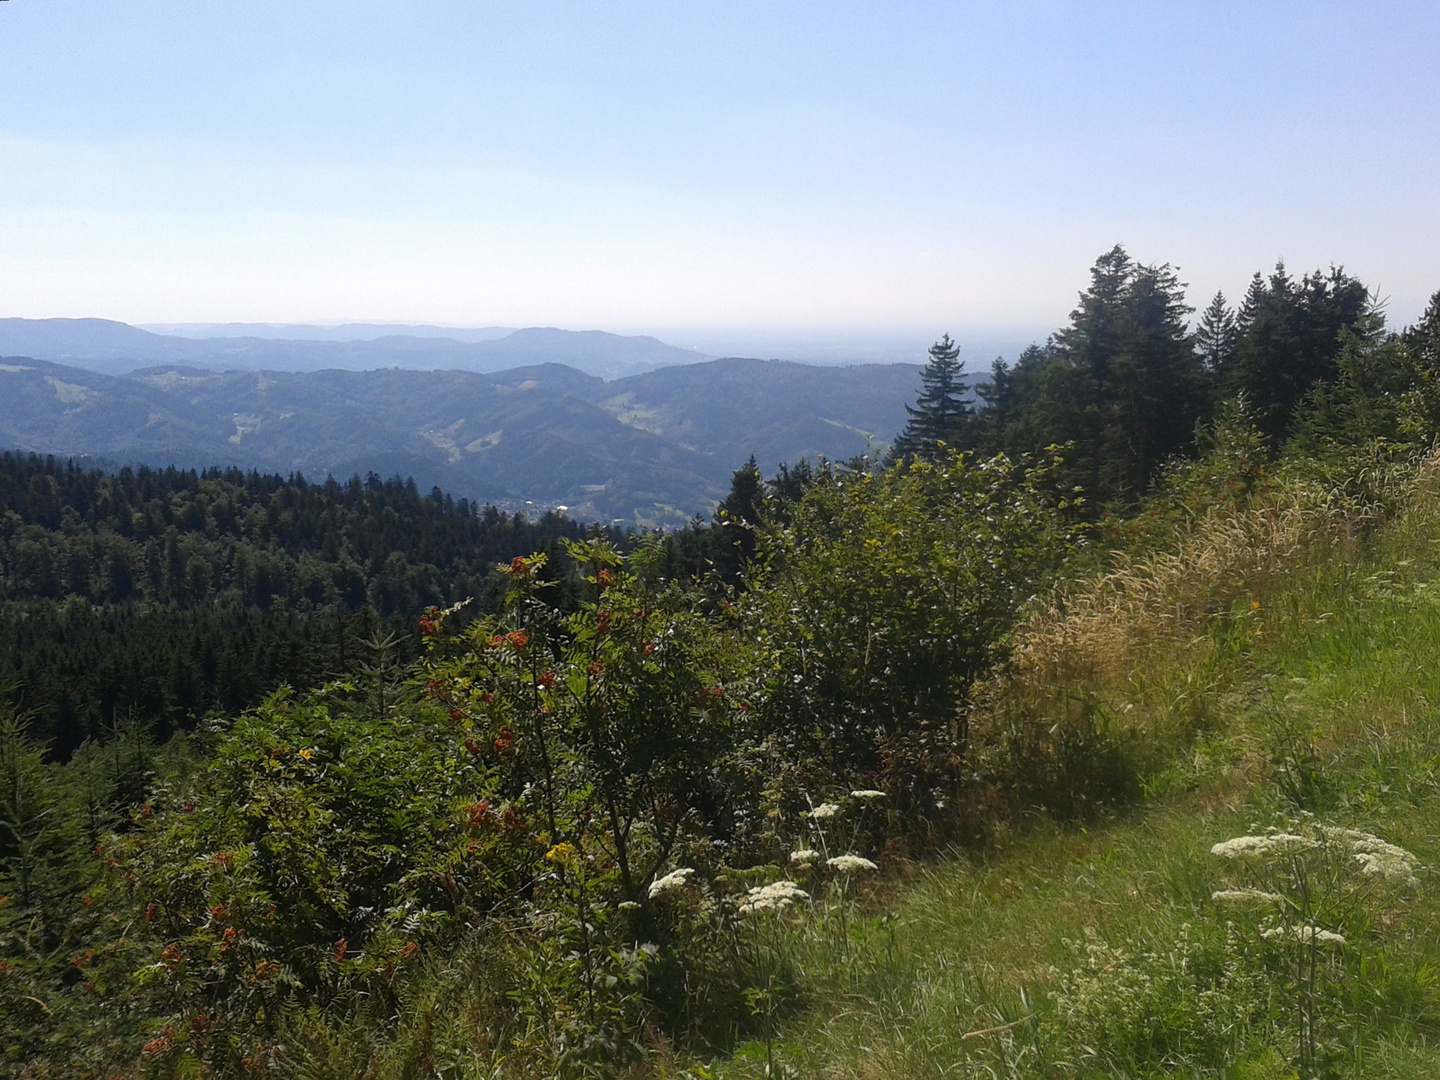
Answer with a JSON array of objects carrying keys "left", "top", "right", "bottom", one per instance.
[
  {"left": 1209, "top": 817, "right": 1425, "bottom": 1077},
  {"left": 642, "top": 792, "right": 890, "bottom": 1079},
  {"left": 1046, "top": 819, "right": 1424, "bottom": 1079}
]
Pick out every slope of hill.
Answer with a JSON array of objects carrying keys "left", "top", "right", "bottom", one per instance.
[
  {"left": 0, "top": 356, "right": 920, "bottom": 525},
  {"left": 704, "top": 459, "right": 1440, "bottom": 1080}
]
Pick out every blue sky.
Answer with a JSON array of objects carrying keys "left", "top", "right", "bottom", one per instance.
[{"left": 2, "top": 1, "right": 1437, "bottom": 353}]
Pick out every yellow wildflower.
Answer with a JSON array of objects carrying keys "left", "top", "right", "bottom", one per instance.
[{"left": 545, "top": 842, "right": 577, "bottom": 866}]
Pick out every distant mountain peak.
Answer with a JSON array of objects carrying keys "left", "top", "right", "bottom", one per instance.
[{"left": 0, "top": 318, "right": 711, "bottom": 380}]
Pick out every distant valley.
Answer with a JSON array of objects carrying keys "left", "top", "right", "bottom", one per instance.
[{"left": 0, "top": 355, "right": 920, "bottom": 526}]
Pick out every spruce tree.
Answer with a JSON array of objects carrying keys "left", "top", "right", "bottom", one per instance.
[
  {"left": 968, "top": 246, "right": 1205, "bottom": 505},
  {"left": 1404, "top": 289, "right": 1440, "bottom": 367},
  {"left": 1196, "top": 290, "right": 1238, "bottom": 377},
  {"left": 714, "top": 456, "right": 764, "bottom": 584},
  {"left": 894, "top": 334, "right": 972, "bottom": 460},
  {"left": 1227, "top": 263, "right": 1372, "bottom": 441}
]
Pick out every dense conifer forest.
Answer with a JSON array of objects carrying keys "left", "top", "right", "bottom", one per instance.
[
  {"left": 893, "top": 246, "right": 1398, "bottom": 503},
  {"left": 0, "top": 457, "right": 596, "bottom": 751},
  {"left": 5, "top": 248, "right": 1440, "bottom": 1078}
]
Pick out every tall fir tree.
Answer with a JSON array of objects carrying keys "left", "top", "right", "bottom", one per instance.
[
  {"left": 893, "top": 334, "right": 972, "bottom": 460},
  {"left": 974, "top": 245, "right": 1205, "bottom": 505},
  {"left": 1404, "top": 290, "right": 1440, "bottom": 369},
  {"left": 1195, "top": 290, "right": 1239, "bottom": 377},
  {"left": 713, "top": 456, "right": 764, "bottom": 584},
  {"left": 1227, "top": 262, "right": 1372, "bottom": 441}
]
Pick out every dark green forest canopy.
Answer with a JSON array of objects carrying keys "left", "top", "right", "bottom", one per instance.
[{"left": 0, "top": 454, "right": 603, "bottom": 751}]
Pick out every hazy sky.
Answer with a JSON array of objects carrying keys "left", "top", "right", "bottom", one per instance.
[{"left": 3, "top": 1, "right": 1438, "bottom": 348}]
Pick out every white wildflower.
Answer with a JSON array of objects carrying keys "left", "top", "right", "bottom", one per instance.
[
  {"left": 1210, "top": 835, "right": 1270, "bottom": 859},
  {"left": 738, "top": 880, "right": 810, "bottom": 915},
  {"left": 1318, "top": 826, "right": 1377, "bottom": 845},
  {"left": 827, "top": 854, "right": 879, "bottom": 874},
  {"left": 788, "top": 848, "right": 820, "bottom": 866},
  {"left": 850, "top": 789, "right": 887, "bottom": 801},
  {"left": 1354, "top": 849, "right": 1422, "bottom": 887},
  {"left": 1211, "top": 888, "right": 1285, "bottom": 907},
  {"left": 808, "top": 803, "right": 840, "bottom": 820},
  {"left": 1318, "top": 826, "right": 1422, "bottom": 886},
  {"left": 618, "top": 901, "right": 640, "bottom": 911},
  {"left": 1260, "top": 924, "right": 1346, "bottom": 946},
  {"left": 1210, "top": 832, "right": 1318, "bottom": 859},
  {"left": 1260, "top": 831, "right": 1320, "bottom": 855},
  {"left": 647, "top": 867, "right": 696, "bottom": 900}
]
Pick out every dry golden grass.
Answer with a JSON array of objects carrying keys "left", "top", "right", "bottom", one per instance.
[
  {"left": 982, "top": 454, "right": 1429, "bottom": 708},
  {"left": 1016, "top": 490, "right": 1349, "bottom": 688},
  {"left": 962, "top": 452, "right": 1440, "bottom": 793}
]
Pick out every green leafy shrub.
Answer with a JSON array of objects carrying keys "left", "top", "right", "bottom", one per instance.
[
  {"left": 108, "top": 681, "right": 481, "bottom": 1072},
  {"left": 742, "top": 450, "right": 1075, "bottom": 820}
]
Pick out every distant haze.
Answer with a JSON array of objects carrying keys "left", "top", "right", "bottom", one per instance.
[
  {"left": 140, "top": 323, "right": 519, "bottom": 345},
  {"left": 648, "top": 327, "right": 1045, "bottom": 368},
  {"left": 6, "top": 317, "right": 1030, "bottom": 378},
  {"left": 143, "top": 323, "right": 1043, "bottom": 369}
]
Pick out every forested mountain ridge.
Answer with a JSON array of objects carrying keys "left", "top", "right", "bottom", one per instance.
[{"left": 0, "top": 357, "right": 919, "bottom": 526}]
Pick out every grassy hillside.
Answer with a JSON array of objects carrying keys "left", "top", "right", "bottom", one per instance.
[{"left": 675, "top": 456, "right": 1440, "bottom": 1079}]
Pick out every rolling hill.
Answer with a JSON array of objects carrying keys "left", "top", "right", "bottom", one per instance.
[{"left": 0, "top": 356, "right": 921, "bottom": 525}]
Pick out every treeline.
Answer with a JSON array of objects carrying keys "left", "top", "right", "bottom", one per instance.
[
  {"left": 894, "top": 246, "right": 1440, "bottom": 505},
  {"left": 0, "top": 458, "right": 588, "bottom": 610},
  {"left": 0, "top": 457, "right": 600, "bottom": 750},
  {"left": 656, "top": 249, "right": 1440, "bottom": 588}
]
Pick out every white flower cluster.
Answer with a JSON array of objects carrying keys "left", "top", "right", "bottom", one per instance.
[
  {"left": 850, "top": 789, "right": 887, "bottom": 801},
  {"left": 1326, "top": 829, "right": 1424, "bottom": 887},
  {"left": 1210, "top": 832, "right": 1318, "bottom": 859},
  {"left": 1211, "top": 888, "right": 1285, "bottom": 907},
  {"left": 1211, "top": 825, "right": 1423, "bottom": 888},
  {"left": 807, "top": 803, "right": 840, "bottom": 820},
  {"left": 647, "top": 867, "right": 696, "bottom": 900},
  {"left": 827, "top": 854, "right": 878, "bottom": 874},
  {"left": 1260, "top": 925, "right": 1347, "bottom": 946},
  {"left": 788, "top": 848, "right": 820, "bottom": 866},
  {"left": 738, "top": 880, "right": 810, "bottom": 915}
]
